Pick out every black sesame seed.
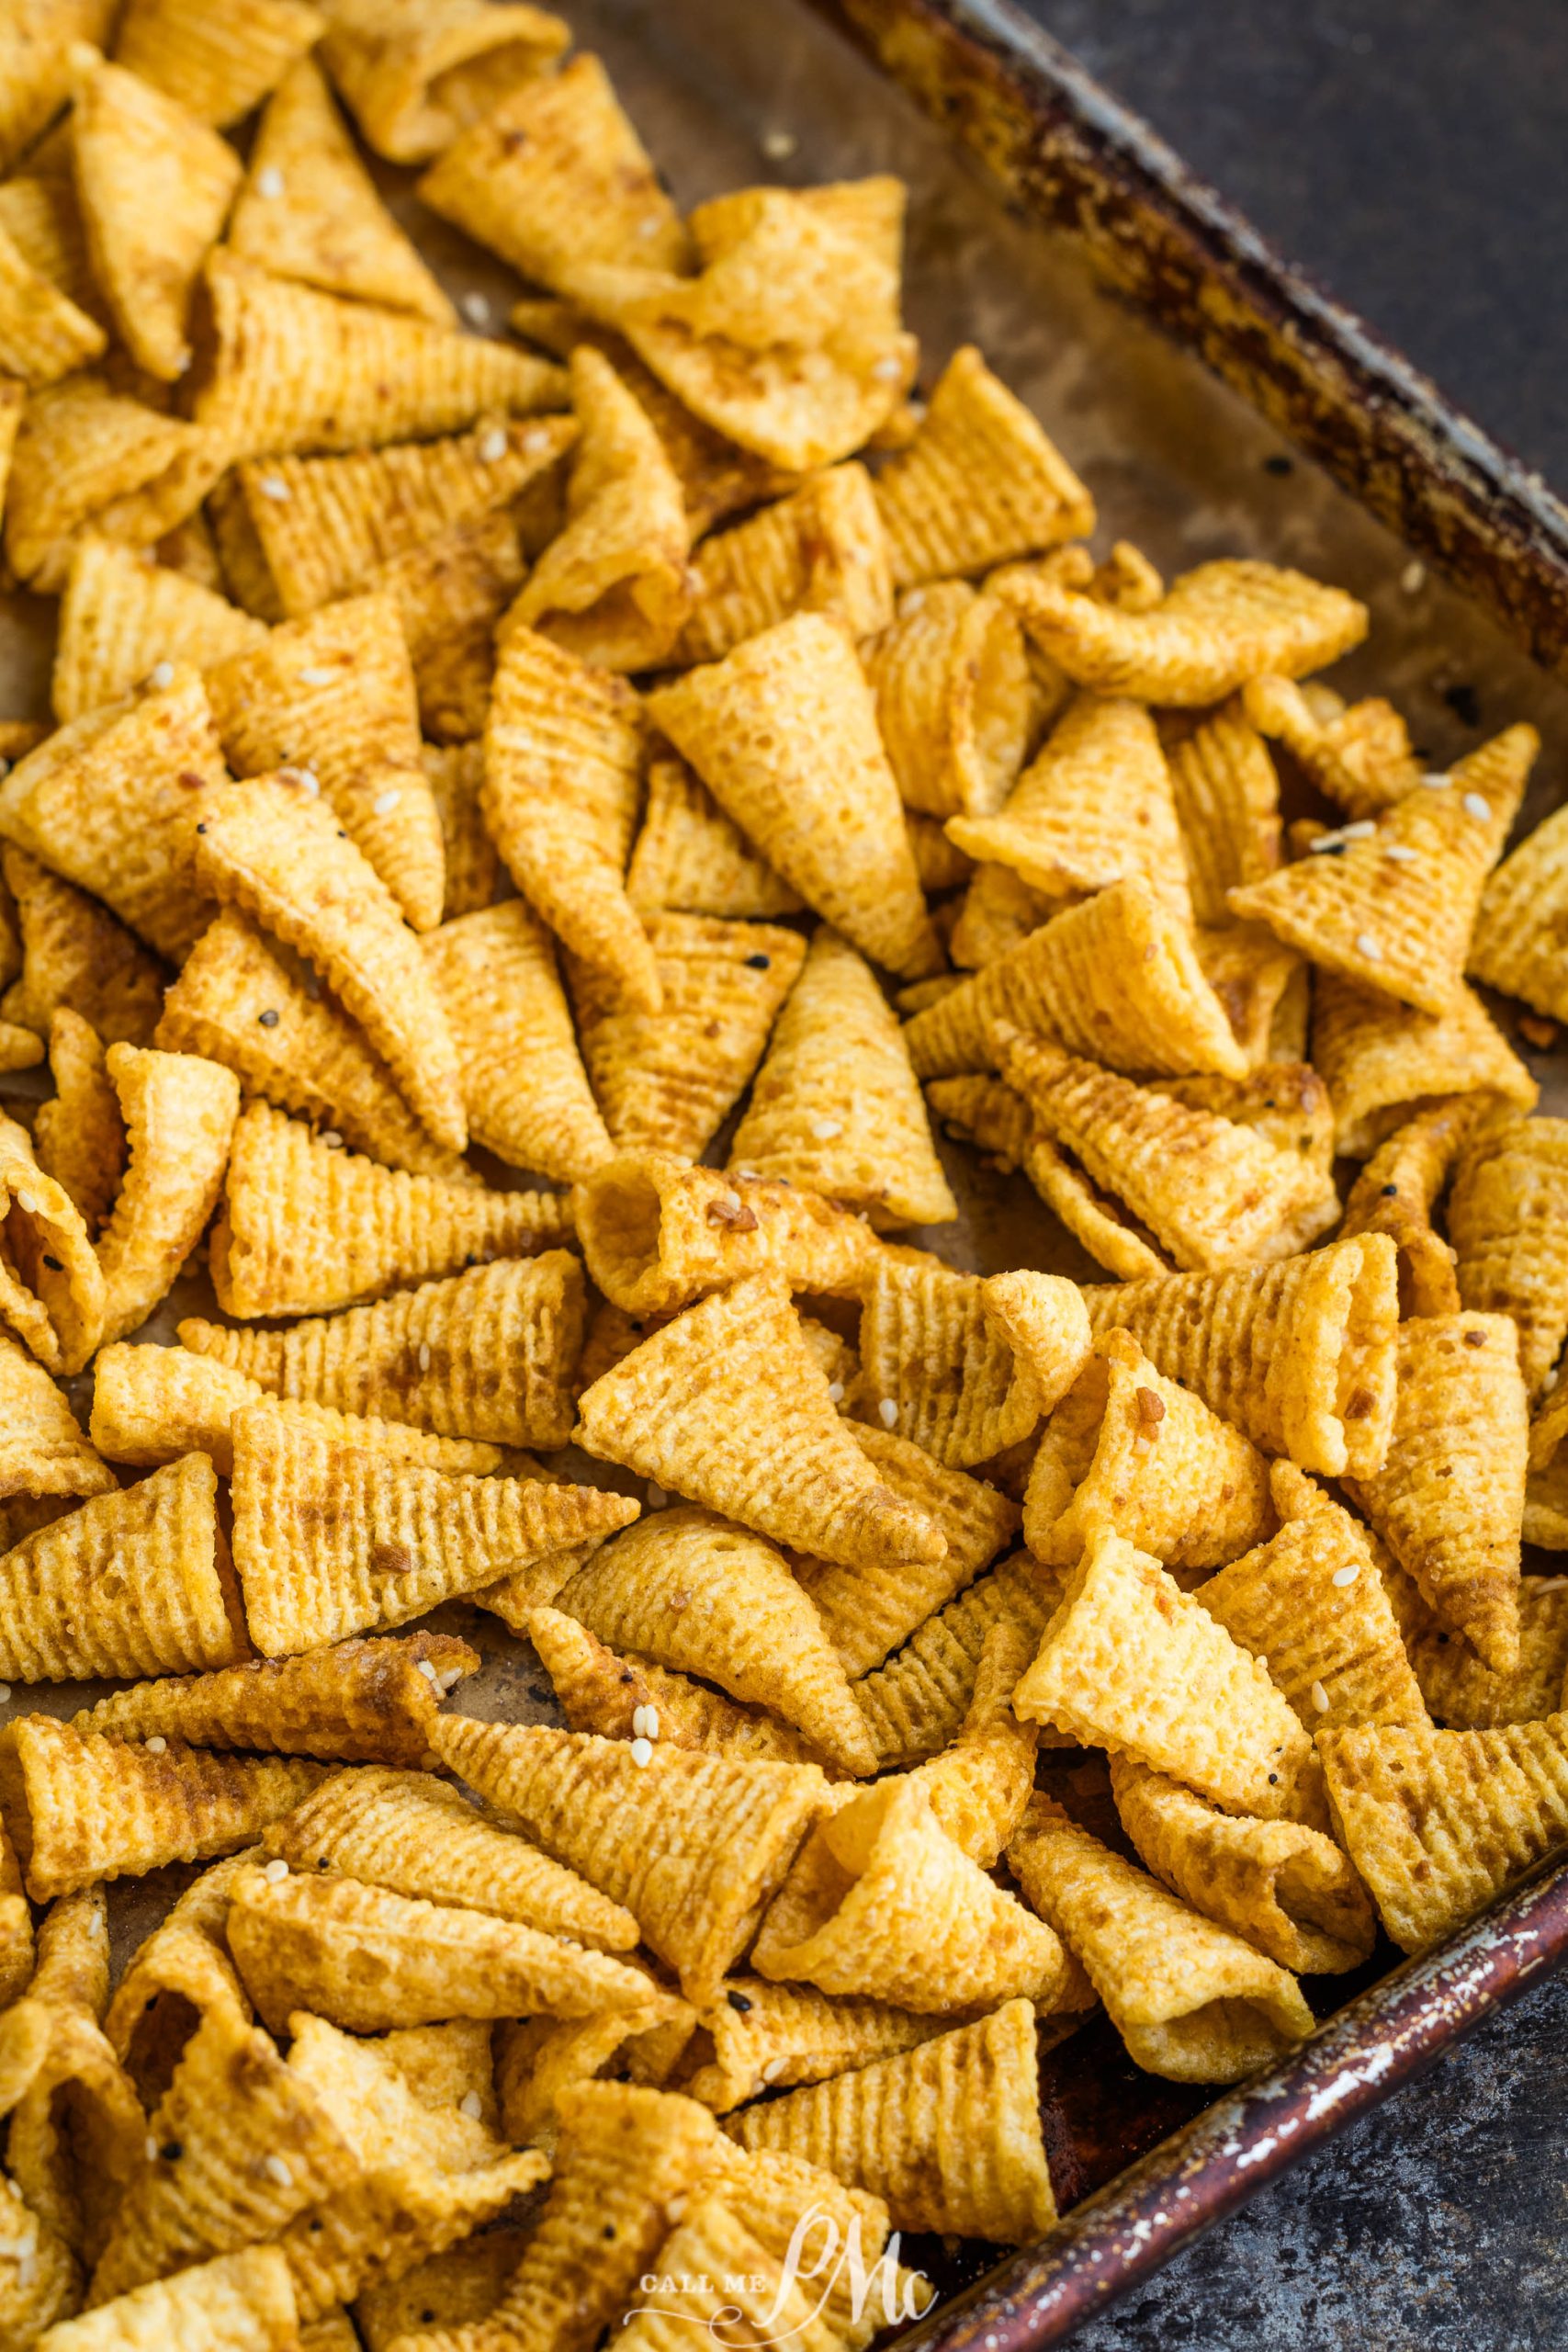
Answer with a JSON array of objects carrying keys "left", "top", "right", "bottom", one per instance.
[
  {"left": 1381, "top": 1183, "right": 1399, "bottom": 1197},
  {"left": 1262, "top": 454, "right": 1293, "bottom": 476},
  {"left": 196, "top": 822, "right": 207, "bottom": 833},
  {"left": 42, "top": 1254, "right": 61, "bottom": 1271},
  {"left": 160, "top": 2141, "right": 183, "bottom": 2162},
  {"left": 1268, "top": 1772, "right": 1278, "bottom": 1784},
  {"left": 604, "top": 2224, "right": 616, "bottom": 2241},
  {"left": 745, "top": 953, "right": 771, "bottom": 969},
  {"left": 727, "top": 1989, "right": 753, "bottom": 2013},
  {"left": 257, "top": 1009, "right": 280, "bottom": 1028}
]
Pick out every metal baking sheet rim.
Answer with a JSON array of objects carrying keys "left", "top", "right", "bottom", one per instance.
[{"left": 787, "top": 0, "right": 1568, "bottom": 2337}]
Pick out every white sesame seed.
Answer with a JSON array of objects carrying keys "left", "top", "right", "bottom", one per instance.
[
  {"left": 263, "top": 2154, "right": 293, "bottom": 2188},
  {"left": 1462, "top": 791, "right": 1491, "bottom": 820},
  {"left": 761, "top": 2056, "right": 786, "bottom": 2081},
  {"left": 631, "top": 1705, "right": 649, "bottom": 1737},
  {"left": 761, "top": 129, "right": 796, "bottom": 160},
  {"left": 1382, "top": 843, "right": 1418, "bottom": 863},
  {"left": 373, "top": 787, "right": 402, "bottom": 815},
  {"left": 1401, "top": 559, "right": 1427, "bottom": 594},
  {"left": 145, "top": 2136, "right": 159, "bottom": 2164},
  {"left": 1331, "top": 1562, "right": 1360, "bottom": 1588},
  {"left": 520, "top": 425, "right": 551, "bottom": 456},
  {"left": 644, "top": 1706, "right": 660, "bottom": 1738},
  {"left": 15, "top": 1192, "right": 36, "bottom": 1215},
  {"left": 1420, "top": 771, "right": 1451, "bottom": 788},
  {"left": 258, "top": 474, "right": 291, "bottom": 501},
  {"left": 827, "top": 1380, "right": 844, "bottom": 1403},
  {"left": 1339, "top": 820, "right": 1375, "bottom": 840},
  {"left": 417, "top": 1658, "right": 439, "bottom": 1682},
  {"left": 646, "top": 1481, "right": 668, "bottom": 1510},
  {"left": 872, "top": 355, "right": 903, "bottom": 381},
  {"left": 629, "top": 1736, "right": 653, "bottom": 1766},
  {"left": 279, "top": 764, "right": 321, "bottom": 796},
  {"left": 144, "top": 1735, "right": 166, "bottom": 1754},
  {"left": 1534, "top": 1575, "right": 1568, "bottom": 1593},
  {"left": 321, "top": 1130, "right": 343, "bottom": 1149},
  {"left": 299, "top": 666, "right": 336, "bottom": 687},
  {"left": 461, "top": 291, "right": 491, "bottom": 327},
  {"left": 718, "top": 1189, "right": 741, "bottom": 1214},
  {"left": 477, "top": 427, "right": 509, "bottom": 463},
  {"left": 0, "top": 1687, "right": 10, "bottom": 1705},
  {"left": 877, "top": 1397, "right": 898, "bottom": 1429},
  {"left": 636, "top": 214, "right": 665, "bottom": 239},
  {"left": 1310, "top": 1679, "right": 1330, "bottom": 1713},
  {"left": 147, "top": 660, "right": 175, "bottom": 690},
  {"left": 459, "top": 2090, "right": 483, "bottom": 2120},
  {"left": 264, "top": 1857, "right": 289, "bottom": 1883},
  {"left": 667, "top": 2192, "right": 688, "bottom": 2222},
  {"left": 1308, "top": 833, "right": 1340, "bottom": 854},
  {"left": 1543, "top": 1365, "right": 1561, "bottom": 1394},
  {"left": 254, "top": 164, "right": 285, "bottom": 198},
  {"left": 810, "top": 1117, "right": 842, "bottom": 1140},
  {"left": 1353, "top": 933, "right": 1383, "bottom": 963},
  {"left": 418, "top": 1341, "right": 432, "bottom": 1372},
  {"left": 899, "top": 588, "right": 927, "bottom": 616}
]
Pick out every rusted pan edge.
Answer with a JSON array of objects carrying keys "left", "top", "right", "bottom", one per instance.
[
  {"left": 811, "top": 0, "right": 1568, "bottom": 680},
  {"left": 893, "top": 1847, "right": 1568, "bottom": 2350}
]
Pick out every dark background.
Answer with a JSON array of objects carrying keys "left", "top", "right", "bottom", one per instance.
[{"left": 1010, "top": 5, "right": 1568, "bottom": 2345}]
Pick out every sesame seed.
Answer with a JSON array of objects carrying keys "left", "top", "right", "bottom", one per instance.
[
  {"left": 264, "top": 1857, "right": 289, "bottom": 1883},
  {"left": 718, "top": 1189, "right": 741, "bottom": 1213},
  {"left": 478, "top": 427, "right": 509, "bottom": 463},
  {"left": 1382, "top": 843, "right": 1418, "bottom": 862},
  {"left": 1311, "top": 1679, "right": 1330, "bottom": 1713},
  {"left": 299, "top": 665, "right": 336, "bottom": 687},
  {"left": 145, "top": 2136, "right": 159, "bottom": 2164},
  {"left": 373, "top": 787, "right": 402, "bottom": 815},
  {"left": 147, "top": 660, "right": 175, "bottom": 690},
  {"left": 1462, "top": 791, "right": 1490, "bottom": 820},
  {"left": 0, "top": 1687, "right": 10, "bottom": 1705},
  {"left": 15, "top": 1192, "right": 36, "bottom": 1215},
  {"left": 520, "top": 425, "right": 551, "bottom": 456},
  {"left": 254, "top": 164, "right": 285, "bottom": 198},
  {"left": 644, "top": 1706, "right": 660, "bottom": 1738},
  {"left": 761, "top": 129, "right": 797, "bottom": 160},
  {"left": 827, "top": 1380, "right": 844, "bottom": 1403},
  {"left": 1340, "top": 820, "right": 1376, "bottom": 840},
  {"left": 1401, "top": 559, "right": 1427, "bottom": 594},
  {"left": 257, "top": 1008, "right": 280, "bottom": 1027},
  {"left": 629, "top": 1736, "right": 653, "bottom": 1766},
  {"left": 1534, "top": 1575, "right": 1568, "bottom": 1593},
  {"left": 1331, "top": 1562, "right": 1359, "bottom": 1588},
  {"left": 900, "top": 588, "right": 927, "bottom": 616},
  {"left": 872, "top": 355, "right": 903, "bottom": 381},
  {"left": 762, "top": 2056, "right": 786, "bottom": 2081},
  {"left": 258, "top": 474, "right": 291, "bottom": 501},
  {"left": 264, "top": 2154, "right": 293, "bottom": 2188},
  {"left": 636, "top": 214, "right": 664, "bottom": 238},
  {"left": 418, "top": 1341, "right": 432, "bottom": 1371},
  {"left": 810, "top": 1117, "right": 842, "bottom": 1140},
  {"left": 461, "top": 291, "right": 491, "bottom": 327},
  {"left": 144, "top": 1735, "right": 166, "bottom": 1754},
  {"left": 1353, "top": 933, "right": 1383, "bottom": 963},
  {"left": 877, "top": 1397, "right": 898, "bottom": 1429},
  {"left": 631, "top": 1704, "right": 649, "bottom": 1737},
  {"left": 321, "top": 1130, "right": 343, "bottom": 1148},
  {"left": 417, "top": 1658, "right": 439, "bottom": 1681},
  {"left": 1420, "top": 771, "right": 1451, "bottom": 788},
  {"left": 646, "top": 1481, "right": 668, "bottom": 1510},
  {"left": 459, "top": 2091, "right": 483, "bottom": 2120}
]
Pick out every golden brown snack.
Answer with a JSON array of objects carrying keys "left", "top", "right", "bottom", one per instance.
[
  {"left": 525, "top": 1607, "right": 835, "bottom": 1770},
  {"left": 677, "top": 463, "right": 891, "bottom": 664},
  {"left": 1244, "top": 673, "right": 1421, "bottom": 818},
  {"left": 1338, "top": 1101, "right": 1472, "bottom": 1317},
  {"left": 114, "top": 0, "right": 324, "bottom": 126},
  {"left": 321, "top": 0, "right": 568, "bottom": 163},
  {"left": 94, "top": 1041, "right": 241, "bottom": 1348},
  {"left": 626, "top": 752, "right": 800, "bottom": 921},
  {"left": 421, "top": 741, "right": 500, "bottom": 921},
  {"left": 1470, "top": 799, "right": 1568, "bottom": 1022},
  {"left": 0, "top": 1329, "right": 114, "bottom": 1501},
  {"left": 1450, "top": 1112, "right": 1568, "bottom": 1400},
  {"left": 0, "top": 0, "right": 113, "bottom": 167},
  {"left": 100, "top": 1855, "right": 251, "bottom": 2104},
  {"left": 1165, "top": 698, "right": 1282, "bottom": 926},
  {"left": 678, "top": 1980, "right": 939, "bottom": 2115},
  {"left": 1310, "top": 969, "right": 1535, "bottom": 1158},
  {"left": 51, "top": 537, "right": 265, "bottom": 725},
  {"left": 866, "top": 581, "right": 1035, "bottom": 823},
  {"left": 53, "top": 2247, "right": 302, "bottom": 2348},
  {"left": 5, "top": 374, "right": 218, "bottom": 591},
  {"left": 0, "top": 846, "right": 164, "bottom": 1050},
  {"left": 573, "top": 1151, "right": 875, "bottom": 1315},
  {"left": 854, "top": 1556, "right": 1053, "bottom": 1770},
  {"left": 1393, "top": 1570, "right": 1568, "bottom": 1727},
  {"left": 0, "top": 1112, "right": 107, "bottom": 1374}
]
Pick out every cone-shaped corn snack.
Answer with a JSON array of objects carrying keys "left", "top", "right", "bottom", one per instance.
[
  {"left": 1470, "top": 800, "right": 1568, "bottom": 1021},
  {"left": 1338, "top": 1101, "right": 1471, "bottom": 1317},
  {"left": 0, "top": 2165, "right": 76, "bottom": 2341},
  {"left": 1025, "top": 1328, "right": 1272, "bottom": 1569},
  {"left": 626, "top": 752, "right": 801, "bottom": 921},
  {"left": 855, "top": 1557, "right": 1054, "bottom": 1770},
  {"left": 0, "top": 211, "right": 104, "bottom": 386},
  {"left": 212, "top": 1104, "right": 566, "bottom": 1317},
  {"left": 508, "top": 346, "right": 690, "bottom": 671},
  {"left": 866, "top": 581, "right": 1035, "bottom": 822},
  {"left": 1343, "top": 1312, "right": 1527, "bottom": 1675},
  {"left": 94, "top": 1042, "right": 240, "bottom": 1347},
  {"left": 71, "top": 59, "right": 242, "bottom": 382},
  {"left": 67, "top": 2247, "right": 302, "bottom": 2347},
  {"left": 1311, "top": 968, "right": 1534, "bottom": 1158},
  {"left": 949, "top": 694, "right": 1192, "bottom": 924},
  {"left": 1081, "top": 1233, "right": 1399, "bottom": 1478},
  {"left": 230, "top": 59, "right": 453, "bottom": 323},
  {"left": 1164, "top": 699, "right": 1281, "bottom": 926},
  {"left": 569, "top": 912, "right": 805, "bottom": 1160},
  {"left": 1319, "top": 1714, "right": 1568, "bottom": 1952},
  {"left": 1198, "top": 1463, "right": 1429, "bottom": 1733},
  {"left": 615, "top": 2188, "right": 874, "bottom": 2352},
  {"left": 1393, "top": 1566, "right": 1568, "bottom": 1726},
  {"left": 115, "top": 0, "right": 324, "bottom": 127},
  {"left": 204, "top": 596, "right": 444, "bottom": 933},
  {"left": 99, "top": 1856, "right": 252, "bottom": 2102},
  {"left": 181, "top": 1251, "right": 582, "bottom": 1449},
  {"left": 496, "top": 2004, "right": 695, "bottom": 2152},
  {"left": 727, "top": 928, "right": 956, "bottom": 1227},
  {"left": 193, "top": 254, "right": 565, "bottom": 464},
  {"left": 0, "top": 847, "right": 164, "bottom": 1049},
  {"left": 728, "top": 1997, "right": 1055, "bottom": 2243},
  {"left": 1007, "top": 1797, "right": 1313, "bottom": 2080},
  {"left": 576, "top": 1274, "right": 945, "bottom": 1573},
  {"left": 1243, "top": 673, "right": 1418, "bottom": 818},
  {"left": 998, "top": 557, "right": 1367, "bottom": 705},
  {"left": 229, "top": 1401, "right": 637, "bottom": 1652},
  {"left": 262, "top": 1766, "right": 638, "bottom": 1951},
  {"left": 323, "top": 0, "right": 569, "bottom": 164},
  {"left": 0, "top": 0, "right": 110, "bottom": 165},
  {"left": 280, "top": 2145, "right": 547, "bottom": 2327},
  {"left": 417, "top": 51, "right": 684, "bottom": 284},
  {"left": 75, "top": 1632, "right": 477, "bottom": 1766},
  {"left": 1450, "top": 1112, "right": 1568, "bottom": 1399},
  {"left": 647, "top": 616, "right": 940, "bottom": 979},
  {"left": 0, "top": 1113, "right": 106, "bottom": 1374},
  {"left": 1110, "top": 1755, "right": 1375, "bottom": 1973},
  {"left": 4, "top": 372, "right": 212, "bottom": 589},
  {"left": 676, "top": 462, "right": 890, "bottom": 665},
  {"left": 424, "top": 902, "right": 610, "bottom": 1182},
  {"left": 1016, "top": 1533, "right": 1312, "bottom": 1815},
  {"left": 1191, "top": 921, "right": 1307, "bottom": 1068},
  {"left": 873, "top": 346, "right": 1092, "bottom": 586},
  {"left": 421, "top": 741, "right": 500, "bottom": 921},
  {"left": 1525, "top": 1387, "right": 1568, "bottom": 1549},
  {"left": 574, "top": 1150, "right": 875, "bottom": 1316},
  {"left": 525, "top": 1608, "right": 834, "bottom": 1770},
  {"left": 0, "top": 1718, "right": 324, "bottom": 1900},
  {"left": 429, "top": 1715, "right": 825, "bottom": 2003},
  {"left": 481, "top": 622, "right": 657, "bottom": 1012},
  {"left": 226, "top": 1869, "right": 653, "bottom": 2035},
  {"left": 557, "top": 1508, "right": 875, "bottom": 1774},
  {"left": 794, "top": 1425, "right": 1021, "bottom": 1679},
  {"left": 901, "top": 1611, "right": 1054, "bottom": 1867},
  {"left": 752, "top": 1777, "right": 1066, "bottom": 2013},
  {"left": 52, "top": 537, "right": 265, "bottom": 724},
  {"left": 0, "top": 670, "right": 223, "bottom": 960},
  {"left": 852, "top": 1255, "right": 1089, "bottom": 1470},
  {"left": 0, "top": 1453, "right": 244, "bottom": 1684},
  {"left": 1229, "top": 725, "right": 1533, "bottom": 1013},
  {"left": 681, "top": 1981, "right": 939, "bottom": 2115},
  {"left": 0, "top": 1330, "right": 113, "bottom": 1499}
]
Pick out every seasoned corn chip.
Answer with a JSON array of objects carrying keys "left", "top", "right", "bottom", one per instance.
[
  {"left": 157, "top": 911, "right": 470, "bottom": 1184},
  {"left": 1007, "top": 1796, "right": 1313, "bottom": 2080},
  {"left": 853, "top": 1555, "right": 1053, "bottom": 1770},
  {"left": 680, "top": 1981, "right": 937, "bottom": 2114},
  {"left": 94, "top": 1042, "right": 240, "bottom": 1347},
  {"left": 263, "top": 1766, "right": 638, "bottom": 1950},
  {"left": 626, "top": 753, "right": 800, "bottom": 921},
  {"left": 676, "top": 463, "right": 891, "bottom": 664},
  {"left": 728, "top": 928, "right": 956, "bottom": 1228},
  {"left": 1312, "top": 968, "right": 1535, "bottom": 1158},
  {"left": 228, "top": 1400, "right": 637, "bottom": 1652},
  {"left": 648, "top": 616, "right": 940, "bottom": 979},
  {"left": 874, "top": 346, "right": 1092, "bottom": 585},
  {"left": 1082, "top": 1233, "right": 1399, "bottom": 1478},
  {"left": 1192, "top": 921, "right": 1307, "bottom": 1069},
  {"left": 569, "top": 912, "right": 806, "bottom": 1160},
  {"left": 949, "top": 694, "right": 1193, "bottom": 925},
  {"left": 1470, "top": 798, "right": 1568, "bottom": 1022},
  {"left": 321, "top": 0, "right": 568, "bottom": 164},
  {"left": 0, "top": 1717, "right": 323, "bottom": 1901},
  {"left": 481, "top": 623, "right": 657, "bottom": 1012},
  {"left": 421, "top": 742, "right": 499, "bottom": 922},
  {"left": 1244, "top": 673, "right": 1421, "bottom": 819},
  {"left": 576, "top": 1274, "right": 945, "bottom": 1573},
  {"left": 852, "top": 1255, "right": 1090, "bottom": 1468},
  {"left": 615, "top": 2189, "right": 858, "bottom": 2352},
  {"left": 0, "top": 2165, "right": 76, "bottom": 2340},
  {"left": 1343, "top": 1312, "right": 1527, "bottom": 1674},
  {"left": 998, "top": 557, "right": 1367, "bottom": 704},
  {"left": 51, "top": 537, "right": 265, "bottom": 724},
  {"left": 352, "top": 2228, "right": 525, "bottom": 2345},
  {"left": 0, "top": 219, "right": 105, "bottom": 387},
  {"left": 1450, "top": 1112, "right": 1568, "bottom": 1399},
  {"left": 76, "top": 1631, "right": 477, "bottom": 1767},
  {"left": 101, "top": 1857, "right": 264, "bottom": 2101},
  {"left": 1395, "top": 1571, "right": 1568, "bottom": 1726},
  {"left": 181, "top": 1252, "right": 582, "bottom": 1449},
  {"left": 0, "top": 1114, "right": 106, "bottom": 1374},
  {"left": 1025, "top": 1328, "right": 1272, "bottom": 1569},
  {"left": 1016, "top": 1532, "right": 1312, "bottom": 1815},
  {"left": 574, "top": 1150, "right": 875, "bottom": 1316},
  {"left": 1230, "top": 726, "right": 1534, "bottom": 1013},
  {"left": 0, "top": 847, "right": 164, "bottom": 1050},
  {"left": 114, "top": 0, "right": 324, "bottom": 127},
  {"left": 72, "top": 59, "right": 242, "bottom": 384},
  {"left": 728, "top": 1997, "right": 1054, "bottom": 2244},
  {"left": 907, "top": 815, "right": 976, "bottom": 895},
  {"left": 1526, "top": 1387, "right": 1568, "bottom": 1549},
  {"left": 57, "top": 2246, "right": 300, "bottom": 2348},
  {"left": 430, "top": 1715, "right": 825, "bottom": 2004},
  {"left": 1339, "top": 1102, "right": 1471, "bottom": 1317},
  {"left": 1319, "top": 1714, "right": 1568, "bottom": 1951},
  {"left": 867, "top": 581, "right": 1035, "bottom": 825},
  {"left": 558, "top": 1507, "right": 876, "bottom": 1774},
  {"left": 902, "top": 1609, "right": 1055, "bottom": 1865},
  {"left": 0, "top": 0, "right": 113, "bottom": 169},
  {"left": 227, "top": 1870, "right": 652, "bottom": 2034},
  {"left": 282, "top": 2145, "right": 547, "bottom": 2326},
  {"left": 525, "top": 1607, "right": 834, "bottom": 1770},
  {"left": 424, "top": 902, "right": 612, "bottom": 1183},
  {"left": 365, "top": 507, "right": 525, "bottom": 745},
  {"left": 1165, "top": 699, "right": 1281, "bottom": 926},
  {"left": 0, "top": 1329, "right": 113, "bottom": 1498},
  {"left": 4, "top": 375, "right": 211, "bottom": 588},
  {"left": 0, "top": 669, "right": 222, "bottom": 961}
]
